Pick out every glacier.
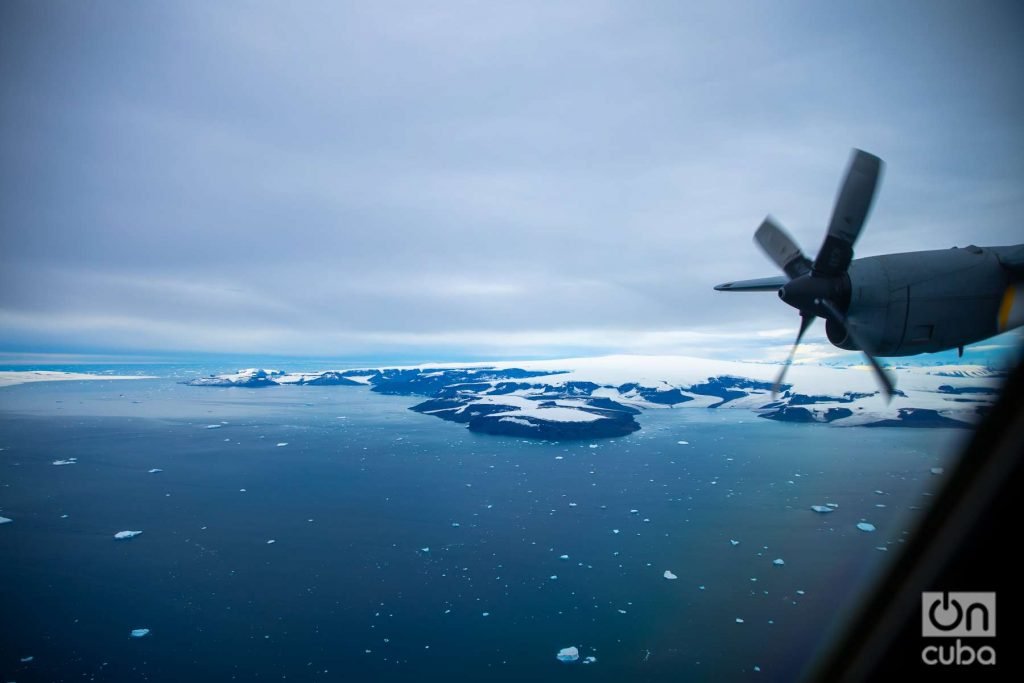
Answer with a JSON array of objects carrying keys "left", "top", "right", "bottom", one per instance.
[{"left": 183, "top": 355, "right": 1002, "bottom": 440}]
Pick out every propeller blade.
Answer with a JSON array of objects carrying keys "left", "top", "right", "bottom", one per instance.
[
  {"left": 772, "top": 313, "right": 815, "bottom": 398},
  {"left": 714, "top": 275, "right": 788, "bottom": 292},
  {"left": 817, "top": 298, "right": 895, "bottom": 401},
  {"left": 755, "top": 217, "right": 811, "bottom": 279},
  {"left": 813, "top": 149, "right": 883, "bottom": 277}
]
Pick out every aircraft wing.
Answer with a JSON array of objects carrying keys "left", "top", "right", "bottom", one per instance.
[
  {"left": 992, "top": 244, "right": 1024, "bottom": 279},
  {"left": 713, "top": 275, "right": 788, "bottom": 292}
]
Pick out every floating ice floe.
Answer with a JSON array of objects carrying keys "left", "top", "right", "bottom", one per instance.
[
  {"left": 148, "top": 468, "right": 163, "bottom": 474},
  {"left": 810, "top": 505, "right": 834, "bottom": 513},
  {"left": 130, "top": 628, "right": 150, "bottom": 638},
  {"left": 663, "top": 570, "right": 678, "bottom": 580},
  {"left": 114, "top": 530, "right": 143, "bottom": 540},
  {"left": 556, "top": 646, "right": 579, "bottom": 662},
  {"left": 0, "top": 516, "right": 12, "bottom": 525},
  {"left": 856, "top": 522, "right": 876, "bottom": 532},
  {"left": 53, "top": 458, "right": 77, "bottom": 466},
  {"left": 772, "top": 558, "right": 785, "bottom": 566}
]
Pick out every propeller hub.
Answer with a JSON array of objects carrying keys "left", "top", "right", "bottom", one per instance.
[{"left": 778, "top": 274, "right": 847, "bottom": 317}]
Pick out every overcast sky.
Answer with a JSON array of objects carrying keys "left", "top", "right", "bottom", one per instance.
[{"left": 1, "top": 1, "right": 1022, "bottom": 362}]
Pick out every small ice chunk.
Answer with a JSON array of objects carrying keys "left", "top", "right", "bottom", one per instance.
[
  {"left": 772, "top": 558, "right": 785, "bottom": 566},
  {"left": 114, "top": 530, "right": 142, "bottom": 540},
  {"left": 735, "top": 618, "right": 745, "bottom": 623},
  {"left": 205, "top": 424, "right": 221, "bottom": 429},
  {"left": 556, "top": 646, "right": 579, "bottom": 662},
  {"left": 549, "top": 575, "right": 558, "bottom": 580},
  {"left": 618, "top": 609, "right": 627, "bottom": 614},
  {"left": 0, "top": 516, "right": 12, "bottom": 524},
  {"left": 796, "top": 590, "right": 805, "bottom": 595},
  {"left": 451, "top": 522, "right": 460, "bottom": 527},
  {"left": 754, "top": 665, "right": 761, "bottom": 672},
  {"left": 583, "top": 656, "right": 597, "bottom": 664},
  {"left": 930, "top": 467, "right": 944, "bottom": 475},
  {"left": 481, "top": 612, "right": 490, "bottom": 617},
  {"left": 856, "top": 522, "right": 876, "bottom": 532},
  {"left": 267, "top": 539, "right": 276, "bottom": 544},
  {"left": 730, "top": 539, "right": 740, "bottom": 546},
  {"left": 810, "top": 505, "right": 833, "bottom": 513},
  {"left": 630, "top": 509, "right": 639, "bottom": 514},
  {"left": 20, "top": 655, "right": 33, "bottom": 662},
  {"left": 276, "top": 442, "right": 288, "bottom": 447},
  {"left": 663, "top": 570, "right": 678, "bottom": 580},
  {"left": 52, "top": 459, "right": 77, "bottom": 465},
  {"left": 559, "top": 554, "right": 569, "bottom": 560},
  {"left": 698, "top": 585, "right": 705, "bottom": 590},
  {"left": 588, "top": 444, "right": 598, "bottom": 449},
  {"left": 130, "top": 628, "right": 150, "bottom": 638},
  {"left": 421, "top": 547, "right": 430, "bottom": 553},
  {"left": 874, "top": 490, "right": 884, "bottom": 495},
  {"left": 612, "top": 529, "right": 620, "bottom": 534},
  {"left": 148, "top": 468, "right": 163, "bottom": 473}
]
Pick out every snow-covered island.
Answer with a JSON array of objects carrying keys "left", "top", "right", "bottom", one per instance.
[{"left": 183, "top": 356, "right": 1003, "bottom": 440}]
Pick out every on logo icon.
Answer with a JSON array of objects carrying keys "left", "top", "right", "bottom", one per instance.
[{"left": 922, "top": 592, "right": 996, "bottom": 638}]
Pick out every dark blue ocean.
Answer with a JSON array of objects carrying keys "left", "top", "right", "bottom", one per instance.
[{"left": 0, "top": 366, "right": 967, "bottom": 681}]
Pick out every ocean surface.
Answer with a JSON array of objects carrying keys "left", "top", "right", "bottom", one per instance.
[{"left": 0, "top": 366, "right": 969, "bottom": 681}]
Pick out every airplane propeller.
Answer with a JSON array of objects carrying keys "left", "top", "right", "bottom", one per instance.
[{"left": 720, "top": 149, "right": 895, "bottom": 400}]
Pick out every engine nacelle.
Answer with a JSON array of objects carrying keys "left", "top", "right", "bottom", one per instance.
[{"left": 842, "top": 246, "right": 1011, "bottom": 356}]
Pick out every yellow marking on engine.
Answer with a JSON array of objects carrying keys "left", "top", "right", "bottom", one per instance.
[{"left": 998, "top": 285, "right": 1016, "bottom": 331}]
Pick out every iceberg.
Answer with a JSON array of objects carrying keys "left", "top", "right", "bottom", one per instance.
[
  {"left": 130, "top": 628, "right": 150, "bottom": 638},
  {"left": 810, "top": 505, "right": 834, "bottom": 513},
  {"left": 663, "top": 570, "right": 678, "bottom": 580},
  {"left": 114, "top": 530, "right": 143, "bottom": 540},
  {"left": 556, "top": 646, "right": 579, "bottom": 662},
  {"left": 856, "top": 522, "right": 876, "bottom": 532}
]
